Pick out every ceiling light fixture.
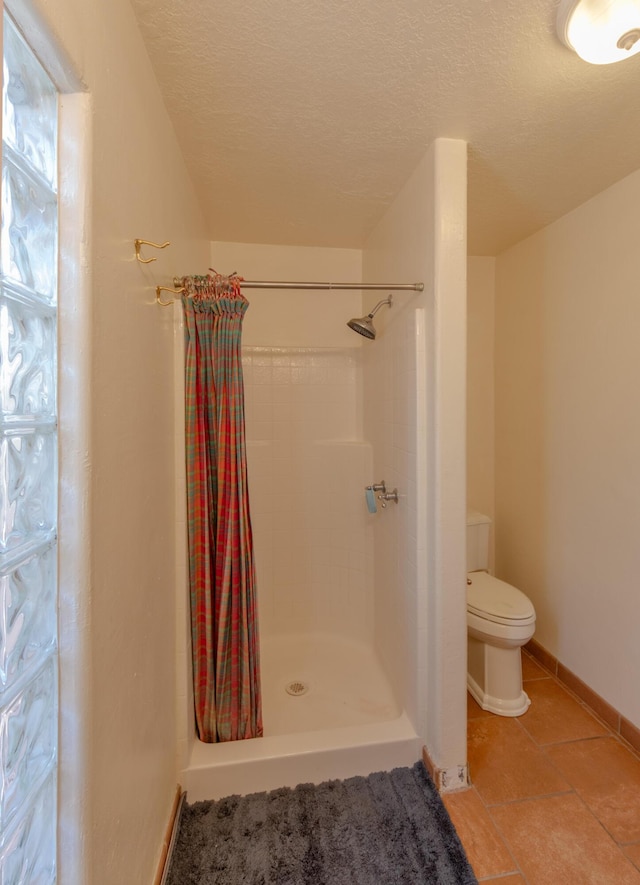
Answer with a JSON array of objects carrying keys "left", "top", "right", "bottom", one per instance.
[{"left": 557, "top": 0, "right": 640, "bottom": 63}]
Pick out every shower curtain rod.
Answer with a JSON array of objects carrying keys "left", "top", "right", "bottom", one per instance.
[
  {"left": 155, "top": 278, "right": 425, "bottom": 305},
  {"left": 236, "top": 281, "right": 424, "bottom": 291}
]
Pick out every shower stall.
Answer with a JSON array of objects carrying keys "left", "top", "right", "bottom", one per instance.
[
  {"left": 175, "top": 285, "right": 424, "bottom": 798},
  {"left": 175, "top": 141, "right": 469, "bottom": 800}
]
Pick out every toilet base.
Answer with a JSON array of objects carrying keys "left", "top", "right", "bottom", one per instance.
[
  {"left": 467, "top": 673, "right": 531, "bottom": 717},
  {"left": 467, "top": 637, "right": 531, "bottom": 717}
]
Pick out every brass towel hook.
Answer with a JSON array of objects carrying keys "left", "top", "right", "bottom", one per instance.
[
  {"left": 135, "top": 239, "right": 170, "bottom": 263},
  {"left": 156, "top": 285, "right": 185, "bottom": 306}
]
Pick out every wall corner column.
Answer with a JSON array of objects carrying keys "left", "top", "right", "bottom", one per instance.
[{"left": 423, "top": 138, "right": 468, "bottom": 788}]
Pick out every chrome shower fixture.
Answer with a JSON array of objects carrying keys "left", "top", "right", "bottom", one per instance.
[{"left": 347, "top": 294, "right": 393, "bottom": 340}]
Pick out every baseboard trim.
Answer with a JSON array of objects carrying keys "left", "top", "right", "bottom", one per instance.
[
  {"left": 422, "top": 746, "right": 470, "bottom": 794},
  {"left": 154, "top": 785, "right": 185, "bottom": 885},
  {"left": 526, "top": 638, "right": 640, "bottom": 756}
]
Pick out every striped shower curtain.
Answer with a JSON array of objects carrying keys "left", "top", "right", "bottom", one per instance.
[{"left": 181, "top": 273, "right": 262, "bottom": 743}]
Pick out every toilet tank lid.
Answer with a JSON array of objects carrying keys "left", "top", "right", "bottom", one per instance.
[
  {"left": 467, "top": 571, "right": 535, "bottom": 623},
  {"left": 467, "top": 510, "right": 491, "bottom": 527}
]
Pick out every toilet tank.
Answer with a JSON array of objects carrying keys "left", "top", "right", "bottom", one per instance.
[{"left": 467, "top": 511, "right": 491, "bottom": 572}]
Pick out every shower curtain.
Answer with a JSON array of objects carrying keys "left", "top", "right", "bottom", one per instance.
[{"left": 181, "top": 273, "right": 262, "bottom": 743}]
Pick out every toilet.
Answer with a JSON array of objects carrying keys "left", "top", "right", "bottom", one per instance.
[{"left": 466, "top": 512, "right": 536, "bottom": 717}]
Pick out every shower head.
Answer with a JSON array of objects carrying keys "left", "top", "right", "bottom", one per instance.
[
  {"left": 347, "top": 295, "right": 393, "bottom": 340},
  {"left": 347, "top": 315, "right": 376, "bottom": 339}
]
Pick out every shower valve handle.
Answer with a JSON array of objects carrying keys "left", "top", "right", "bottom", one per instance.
[{"left": 378, "top": 488, "right": 399, "bottom": 507}]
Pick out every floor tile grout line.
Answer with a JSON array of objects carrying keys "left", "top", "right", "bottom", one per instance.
[
  {"left": 477, "top": 874, "right": 530, "bottom": 883},
  {"left": 452, "top": 784, "right": 523, "bottom": 881},
  {"left": 520, "top": 679, "right": 608, "bottom": 731},
  {"left": 508, "top": 705, "right": 604, "bottom": 764},
  {"left": 540, "top": 737, "right": 640, "bottom": 851},
  {"left": 484, "top": 788, "right": 640, "bottom": 883},
  {"left": 482, "top": 798, "right": 534, "bottom": 885},
  {"left": 536, "top": 733, "right": 617, "bottom": 748},
  {"left": 520, "top": 666, "right": 640, "bottom": 763},
  {"left": 568, "top": 779, "right": 640, "bottom": 866},
  {"left": 534, "top": 731, "right": 640, "bottom": 824},
  {"left": 520, "top": 653, "right": 633, "bottom": 746},
  {"left": 524, "top": 648, "right": 640, "bottom": 758},
  {"left": 480, "top": 787, "right": 577, "bottom": 810},
  {"left": 467, "top": 717, "right": 574, "bottom": 809},
  {"left": 463, "top": 778, "right": 544, "bottom": 881}
]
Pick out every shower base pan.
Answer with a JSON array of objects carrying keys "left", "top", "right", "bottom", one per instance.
[
  {"left": 183, "top": 713, "right": 421, "bottom": 802},
  {"left": 181, "top": 633, "right": 422, "bottom": 800}
]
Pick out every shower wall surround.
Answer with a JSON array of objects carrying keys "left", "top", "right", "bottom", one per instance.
[
  {"left": 242, "top": 346, "right": 374, "bottom": 641},
  {"left": 363, "top": 307, "right": 427, "bottom": 731}
]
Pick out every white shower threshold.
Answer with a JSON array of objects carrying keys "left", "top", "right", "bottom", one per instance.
[
  {"left": 182, "top": 713, "right": 422, "bottom": 802},
  {"left": 181, "top": 632, "right": 422, "bottom": 801}
]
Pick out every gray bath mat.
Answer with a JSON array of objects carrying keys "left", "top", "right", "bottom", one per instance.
[{"left": 166, "top": 761, "right": 477, "bottom": 884}]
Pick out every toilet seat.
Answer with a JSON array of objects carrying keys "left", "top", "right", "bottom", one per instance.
[{"left": 467, "top": 571, "right": 535, "bottom": 626}]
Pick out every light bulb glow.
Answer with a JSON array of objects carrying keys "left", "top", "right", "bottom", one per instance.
[{"left": 558, "top": 0, "right": 640, "bottom": 63}]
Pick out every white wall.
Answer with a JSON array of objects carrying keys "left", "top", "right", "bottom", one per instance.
[
  {"left": 360, "top": 305, "right": 426, "bottom": 719},
  {"left": 467, "top": 256, "right": 495, "bottom": 568},
  {"left": 495, "top": 167, "right": 640, "bottom": 730},
  {"left": 242, "top": 349, "right": 373, "bottom": 641},
  {"left": 211, "top": 241, "right": 362, "bottom": 347},
  {"left": 363, "top": 139, "right": 468, "bottom": 785},
  {"left": 19, "top": 1, "right": 209, "bottom": 882}
]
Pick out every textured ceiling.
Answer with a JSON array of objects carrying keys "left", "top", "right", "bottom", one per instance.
[{"left": 129, "top": 0, "right": 640, "bottom": 255}]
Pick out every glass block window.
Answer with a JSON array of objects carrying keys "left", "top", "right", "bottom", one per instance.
[{"left": 0, "top": 13, "right": 59, "bottom": 884}]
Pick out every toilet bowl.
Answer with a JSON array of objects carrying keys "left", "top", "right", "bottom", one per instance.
[
  {"left": 467, "top": 570, "right": 536, "bottom": 716},
  {"left": 466, "top": 512, "right": 536, "bottom": 717}
]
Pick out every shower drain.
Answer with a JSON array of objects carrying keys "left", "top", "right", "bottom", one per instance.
[{"left": 285, "top": 680, "right": 309, "bottom": 697}]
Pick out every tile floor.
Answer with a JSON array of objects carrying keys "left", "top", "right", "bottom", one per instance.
[{"left": 444, "top": 651, "right": 640, "bottom": 884}]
